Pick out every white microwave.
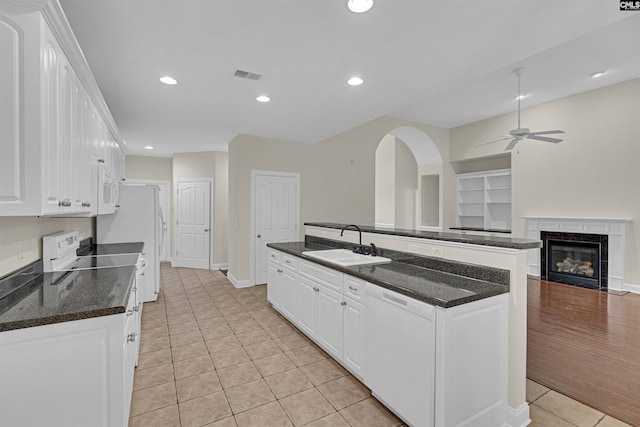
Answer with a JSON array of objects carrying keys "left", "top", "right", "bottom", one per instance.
[{"left": 97, "top": 163, "right": 119, "bottom": 214}]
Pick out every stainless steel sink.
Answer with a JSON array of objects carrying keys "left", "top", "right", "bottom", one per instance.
[{"left": 302, "top": 249, "right": 391, "bottom": 267}]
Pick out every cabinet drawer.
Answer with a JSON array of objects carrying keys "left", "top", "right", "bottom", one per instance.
[
  {"left": 344, "top": 275, "right": 366, "bottom": 303},
  {"left": 299, "top": 260, "right": 343, "bottom": 292},
  {"left": 268, "top": 249, "right": 282, "bottom": 264},
  {"left": 282, "top": 253, "right": 298, "bottom": 271}
]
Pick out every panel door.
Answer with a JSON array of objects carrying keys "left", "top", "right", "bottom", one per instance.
[
  {"left": 343, "top": 297, "right": 365, "bottom": 379},
  {"left": 176, "top": 181, "right": 211, "bottom": 269},
  {"left": 297, "top": 276, "right": 318, "bottom": 338},
  {"left": 254, "top": 173, "right": 298, "bottom": 284},
  {"left": 280, "top": 268, "right": 298, "bottom": 322},
  {"left": 317, "top": 285, "right": 343, "bottom": 360}
]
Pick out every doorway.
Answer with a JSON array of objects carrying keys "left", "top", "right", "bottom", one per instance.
[
  {"left": 175, "top": 179, "right": 212, "bottom": 270},
  {"left": 126, "top": 179, "right": 170, "bottom": 262},
  {"left": 251, "top": 171, "right": 300, "bottom": 285}
]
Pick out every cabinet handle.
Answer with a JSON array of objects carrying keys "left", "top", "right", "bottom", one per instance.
[
  {"left": 127, "top": 309, "right": 134, "bottom": 316},
  {"left": 341, "top": 301, "right": 347, "bottom": 306},
  {"left": 285, "top": 260, "right": 291, "bottom": 264},
  {"left": 133, "top": 305, "right": 140, "bottom": 312},
  {"left": 98, "top": 158, "right": 105, "bottom": 163},
  {"left": 277, "top": 269, "right": 283, "bottom": 273},
  {"left": 313, "top": 287, "right": 319, "bottom": 292},
  {"left": 127, "top": 333, "right": 136, "bottom": 342},
  {"left": 271, "top": 254, "right": 276, "bottom": 258},
  {"left": 348, "top": 286, "right": 358, "bottom": 292}
]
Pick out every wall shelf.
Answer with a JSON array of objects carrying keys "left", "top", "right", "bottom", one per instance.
[{"left": 456, "top": 169, "right": 511, "bottom": 232}]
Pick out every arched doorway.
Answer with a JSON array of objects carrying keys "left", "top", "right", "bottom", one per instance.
[{"left": 374, "top": 127, "right": 443, "bottom": 230}]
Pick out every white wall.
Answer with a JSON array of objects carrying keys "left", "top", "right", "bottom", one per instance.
[
  {"left": 450, "top": 78, "right": 640, "bottom": 285},
  {"left": 394, "top": 138, "right": 418, "bottom": 229},
  {"left": 375, "top": 135, "right": 396, "bottom": 226}
]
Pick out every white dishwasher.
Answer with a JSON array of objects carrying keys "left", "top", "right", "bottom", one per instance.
[{"left": 364, "top": 283, "right": 436, "bottom": 427}]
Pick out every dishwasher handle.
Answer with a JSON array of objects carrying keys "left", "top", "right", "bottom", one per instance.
[
  {"left": 382, "top": 292, "right": 407, "bottom": 306},
  {"left": 366, "top": 282, "right": 435, "bottom": 320}
]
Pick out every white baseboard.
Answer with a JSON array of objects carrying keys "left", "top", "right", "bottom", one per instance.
[
  {"left": 212, "top": 263, "right": 229, "bottom": 270},
  {"left": 506, "top": 403, "right": 530, "bottom": 427},
  {"left": 623, "top": 282, "right": 640, "bottom": 294},
  {"left": 227, "top": 272, "right": 253, "bottom": 288}
]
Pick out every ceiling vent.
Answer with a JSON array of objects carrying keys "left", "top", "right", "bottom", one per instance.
[{"left": 234, "top": 69, "right": 262, "bottom": 81}]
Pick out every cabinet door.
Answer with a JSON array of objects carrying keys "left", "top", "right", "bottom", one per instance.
[
  {"left": 59, "top": 56, "right": 74, "bottom": 212},
  {"left": 343, "top": 297, "right": 365, "bottom": 379},
  {"left": 280, "top": 268, "right": 298, "bottom": 322},
  {"left": 267, "top": 261, "right": 281, "bottom": 308},
  {"left": 317, "top": 285, "right": 343, "bottom": 359},
  {"left": 41, "top": 29, "right": 62, "bottom": 214},
  {"left": 297, "top": 276, "right": 318, "bottom": 338}
]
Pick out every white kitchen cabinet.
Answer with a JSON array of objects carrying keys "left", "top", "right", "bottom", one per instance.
[
  {"left": 267, "top": 261, "right": 282, "bottom": 308},
  {"left": 268, "top": 251, "right": 299, "bottom": 323},
  {"left": 342, "top": 278, "right": 366, "bottom": 379},
  {"left": 0, "top": 281, "right": 140, "bottom": 427},
  {"left": 316, "top": 283, "right": 343, "bottom": 360},
  {"left": 0, "top": 6, "right": 123, "bottom": 217},
  {"left": 296, "top": 275, "right": 318, "bottom": 337},
  {"left": 280, "top": 268, "right": 299, "bottom": 322}
]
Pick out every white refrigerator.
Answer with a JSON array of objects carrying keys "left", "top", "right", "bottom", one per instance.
[{"left": 97, "top": 184, "right": 165, "bottom": 302}]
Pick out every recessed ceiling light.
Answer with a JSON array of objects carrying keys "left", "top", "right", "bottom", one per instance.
[
  {"left": 347, "top": 76, "right": 364, "bottom": 86},
  {"left": 590, "top": 71, "right": 605, "bottom": 78},
  {"left": 144, "top": 146, "right": 154, "bottom": 150},
  {"left": 256, "top": 95, "right": 271, "bottom": 103},
  {"left": 347, "top": 0, "right": 373, "bottom": 13},
  {"left": 159, "top": 76, "right": 178, "bottom": 85}
]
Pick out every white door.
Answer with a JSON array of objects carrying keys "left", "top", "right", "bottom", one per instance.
[
  {"left": 176, "top": 180, "right": 211, "bottom": 269},
  {"left": 253, "top": 173, "right": 299, "bottom": 285}
]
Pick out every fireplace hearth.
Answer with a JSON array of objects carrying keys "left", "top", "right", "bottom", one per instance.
[{"left": 541, "top": 231, "right": 608, "bottom": 291}]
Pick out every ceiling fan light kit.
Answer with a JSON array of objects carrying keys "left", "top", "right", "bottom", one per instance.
[{"left": 480, "top": 68, "right": 565, "bottom": 151}]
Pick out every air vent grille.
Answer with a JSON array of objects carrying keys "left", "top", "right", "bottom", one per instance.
[{"left": 234, "top": 69, "right": 262, "bottom": 80}]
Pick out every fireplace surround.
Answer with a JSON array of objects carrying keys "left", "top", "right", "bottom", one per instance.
[
  {"left": 541, "top": 232, "right": 606, "bottom": 290},
  {"left": 525, "top": 217, "right": 630, "bottom": 291}
]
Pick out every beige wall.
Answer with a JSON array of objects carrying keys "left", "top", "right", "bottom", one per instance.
[
  {"left": 173, "top": 152, "right": 229, "bottom": 267},
  {"left": 450, "top": 78, "right": 640, "bottom": 285},
  {"left": 228, "top": 116, "right": 450, "bottom": 282},
  {"left": 125, "top": 155, "right": 173, "bottom": 181},
  {"left": 0, "top": 217, "right": 94, "bottom": 277},
  {"left": 375, "top": 135, "right": 396, "bottom": 226},
  {"left": 394, "top": 138, "right": 418, "bottom": 229}
]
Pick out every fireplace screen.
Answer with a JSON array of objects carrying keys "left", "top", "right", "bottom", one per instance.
[{"left": 547, "top": 240, "right": 601, "bottom": 289}]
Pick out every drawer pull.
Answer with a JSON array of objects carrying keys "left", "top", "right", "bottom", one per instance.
[
  {"left": 341, "top": 301, "right": 347, "bottom": 306},
  {"left": 285, "top": 260, "right": 291, "bottom": 264},
  {"left": 127, "top": 333, "right": 136, "bottom": 342},
  {"left": 313, "top": 287, "right": 319, "bottom": 292},
  {"left": 348, "top": 286, "right": 358, "bottom": 292},
  {"left": 127, "top": 309, "right": 134, "bottom": 316}
]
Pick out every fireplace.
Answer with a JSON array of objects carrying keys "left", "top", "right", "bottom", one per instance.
[{"left": 541, "top": 231, "right": 608, "bottom": 291}]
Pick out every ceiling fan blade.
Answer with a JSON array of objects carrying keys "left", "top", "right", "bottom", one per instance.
[
  {"left": 504, "top": 138, "right": 520, "bottom": 151},
  {"left": 528, "top": 130, "right": 565, "bottom": 136},
  {"left": 476, "top": 136, "right": 512, "bottom": 147},
  {"left": 526, "top": 135, "right": 563, "bottom": 143}
]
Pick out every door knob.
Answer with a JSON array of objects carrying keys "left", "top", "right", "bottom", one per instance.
[
  {"left": 257, "top": 234, "right": 261, "bottom": 238},
  {"left": 204, "top": 228, "right": 209, "bottom": 232}
]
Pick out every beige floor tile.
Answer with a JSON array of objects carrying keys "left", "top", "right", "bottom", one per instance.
[
  {"left": 299, "top": 359, "right": 348, "bottom": 386},
  {"left": 264, "top": 368, "right": 314, "bottom": 399},
  {"left": 253, "top": 353, "right": 296, "bottom": 377},
  {"left": 212, "top": 347, "right": 251, "bottom": 369},
  {"left": 234, "top": 401, "right": 293, "bottom": 427},
  {"left": 535, "top": 390, "right": 604, "bottom": 427},
  {"left": 339, "top": 397, "right": 403, "bottom": 427},
  {"left": 168, "top": 320, "right": 200, "bottom": 335},
  {"left": 248, "top": 307, "right": 277, "bottom": 320},
  {"left": 141, "top": 308, "right": 167, "bottom": 321},
  {"left": 128, "top": 403, "right": 180, "bottom": 427},
  {"left": 285, "top": 345, "right": 328, "bottom": 367},
  {"left": 141, "top": 316, "right": 168, "bottom": 330},
  {"left": 179, "top": 391, "right": 232, "bottom": 427},
  {"left": 167, "top": 312, "right": 197, "bottom": 325},
  {"left": 201, "top": 325, "right": 235, "bottom": 340},
  {"left": 273, "top": 333, "right": 309, "bottom": 352},
  {"left": 225, "top": 312, "right": 254, "bottom": 324},
  {"left": 230, "top": 319, "right": 262, "bottom": 334},
  {"left": 264, "top": 324, "right": 296, "bottom": 339},
  {"left": 170, "top": 330, "right": 204, "bottom": 348},
  {"left": 194, "top": 308, "right": 221, "bottom": 320},
  {"left": 279, "top": 387, "right": 335, "bottom": 426},
  {"left": 130, "top": 381, "right": 177, "bottom": 417},
  {"left": 133, "top": 363, "right": 175, "bottom": 391},
  {"left": 139, "top": 335, "right": 171, "bottom": 354},
  {"left": 204, "top": 416, "right": 238, "bottom": 426},
  {"left": 219, "top": 305, "right": 246, "bottom": 316},
  {"left": 142, "top": 324, "right": 169, "bottom": 340},
  {"left": 225, "top": 379, "right": 277, "bottom": 414},
  {"left": 217, "top": 361, "right": 263, "bottom": 389},
  {"left": 206, "top": 335, "right": 242, "bottom": 354},
  {"left": 199, "top": 316, "right": 231, "bottom": 331},
  {"left": 526, "top": 379, "right": 550, "bottom": 403},
  {"left": 176, "top": 371, "right": 223, "bottom": 402},
  {"left": 171, "top": 341, "right": 209, "bottom": 362},
  {"left": 596, "top": 415, "right": 633, "bottom": 427},
  {"left": 304, "top": 412, "right": 351, "bottom": 427},
  {"left": 236, "top": 329, "right": 271, "bottom": 346},
  {"left": 244, "top": 340, "right": 283, "bottom": 360},
  {"left": 529, "top": 403, "right": 576, "bottom": 427},
  {"left": 174, "top": 354, "right": 215, "bottom": 379},
  {"left": 317, "top": 375, "right": 371, "bottom": 410},
  {"left": 137, "top": 348, "right": 172, "bottom": 370}
]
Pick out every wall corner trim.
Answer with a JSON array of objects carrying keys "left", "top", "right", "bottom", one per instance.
[
  {"left": 227, "top": 272, "right": 252, "bottom": 288},
  {"left": 506, "top": 402, "right": 531, "bottom": 427}
]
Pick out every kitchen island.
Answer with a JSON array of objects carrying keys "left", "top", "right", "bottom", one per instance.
[{"left": 297, "top": 223, "right": 541, "bottom": 427}]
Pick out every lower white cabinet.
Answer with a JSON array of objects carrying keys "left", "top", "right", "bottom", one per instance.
[
  {"left": 0, "top": 283, "right": 141, "bottom": 427},
  {"left": 280, "top": 268, "right": 299, "bottom": 322},
  {"left": 266, "top": 248, "right": 508, "bottom": 427}
]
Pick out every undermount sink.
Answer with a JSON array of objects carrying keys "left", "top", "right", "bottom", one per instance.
[{"left": 302, "top": 249, "right": 391, "bottom": 267}]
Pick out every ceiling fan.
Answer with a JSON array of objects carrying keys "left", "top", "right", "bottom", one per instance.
[{"left": 481, "top": 68, "right": 565, "bottom": 151}]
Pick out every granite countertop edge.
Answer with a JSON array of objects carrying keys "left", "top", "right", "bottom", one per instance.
[
  {"left": 305, "top": 222, "right": 542, "bottom": 250},
  {"left": 0, "top": 306, "right": 127, "bottom": 332},
  {"left": 267, "top": 241, "right": 508, "bottom": 308}
]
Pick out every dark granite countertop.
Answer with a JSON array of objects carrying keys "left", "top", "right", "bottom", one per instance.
[
  {"left": 0, "top": 265, "right": 136, "bottom": 332},
  {"left": 267, "top": 239, "right": 509, "bottom": 308},
  {"left": 77, "top": 242, "right": 144, "bottom": 256},
  {"left": 449, "top": 227, "right": 512, "bottom": 234},
  {"left": 305, "top": 222, "right": 541, "bottom": 250}
]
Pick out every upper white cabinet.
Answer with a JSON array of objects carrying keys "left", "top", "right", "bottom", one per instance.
[
  {"left": 456, "top": 169, "right": 511, "bottom": 232},
  {"left": 0, "top": 4, "right": 124, "bottom": 216}
]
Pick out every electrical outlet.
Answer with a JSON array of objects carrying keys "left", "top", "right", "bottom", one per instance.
[
  {"left": 18, "top": 241, "right": 26, "bottom": 260},
  {"left": 432, "top": 247, "right": 444, "bottom": 257}
]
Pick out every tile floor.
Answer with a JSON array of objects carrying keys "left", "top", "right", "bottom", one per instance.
[{"left": 129, "top": 265, "right": 632, "bottom": 427}]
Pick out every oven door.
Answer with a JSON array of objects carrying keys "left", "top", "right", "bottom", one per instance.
[{"left": 97, "top": 164, "right": 119, "bottom": 214}]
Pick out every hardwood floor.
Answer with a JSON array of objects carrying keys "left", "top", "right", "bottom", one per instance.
[{"left": 527, "top": 278, "right": 640, "bottom": 426}]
